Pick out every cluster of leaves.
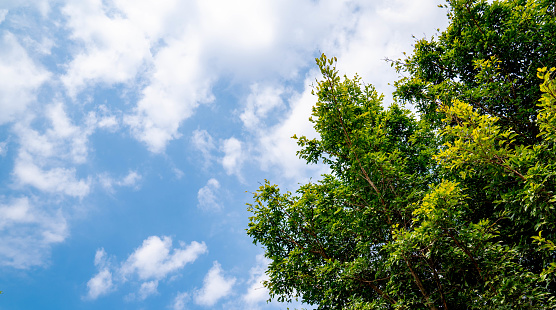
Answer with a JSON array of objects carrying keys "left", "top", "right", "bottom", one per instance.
[
  {"left": 247, "top": 0, "right": 556, "bottom": 309},
  {"left": 394, "top": 0, "right": 556, "bottom": 143}
]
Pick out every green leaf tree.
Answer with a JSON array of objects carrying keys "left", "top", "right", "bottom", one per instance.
[{"left": 247, "top": 0, "right": 556, "bottom": 309}]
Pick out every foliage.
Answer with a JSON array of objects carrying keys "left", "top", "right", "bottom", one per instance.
[
  {"left": 394, "top": 0, "right": 556, "bottom": 143},
  {"left": 247, "top": 0, "right": 556, "bottom": 309}
]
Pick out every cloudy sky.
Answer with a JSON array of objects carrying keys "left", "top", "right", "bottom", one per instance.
[{"left": 0, "top": 1, "right": 447, "bottom": 309}]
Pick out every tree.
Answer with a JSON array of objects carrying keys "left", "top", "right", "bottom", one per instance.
[
  {"left": 393, "top": 0, "right": 556, "bottom": 288},
  {"left": 247, "top": 0, "right": 556, "bottom": 309}
]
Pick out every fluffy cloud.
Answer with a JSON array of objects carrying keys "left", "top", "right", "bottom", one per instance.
[
  {"left": 194, "top": 261, "right": 236, "bottom": 306},
  {"left": 86, "top": 236, "right": 207, "bottom": 301},
  {"left": 19, "top": 0, "right": 445, "bottom": 160},
  {"left": 85, "top": 248, "right": 115, "bottom": 300},
  {"left": 121, "top": 236, "right": 208, "bottom": 280},
  {"left": 194, "top": 0, "right": 359, "bottom": 79},
  {"left": 61, "top": 0, "right": 213, "bottom": 152},
  {"left": 0, "top": 197, "right": 68, "bottom": 269},
  {"left": 86, "top": 269, "right": 114, "bottom": 300},
  {"left": 0, "top": 32, "right": 50, "bottom": 125},
  {"left": 124, "top": 31, "right": 215, "bottom": 153},
  {"left": 61, "top": 0, "right": 154, "bottom": 95},
  {"left": 14, "top": 155, "right": 91, "bottom": 198},
  {"left": 197, "top": 178, "right": 222, "bottom": 211},
  {"left": 59, "top": 0, "right": 406, "bottom": 154}
]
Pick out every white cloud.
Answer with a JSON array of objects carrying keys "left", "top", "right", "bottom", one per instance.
[
  {"left": 99, "top": 170, "right": 142, "bottom": 192},
  {"left": 61, "top": 0, "right": 214, "bottom": 152},
  {"left": 56, "top": 0, "right": 447, "bottom": 157},
  {"left": 86, "top": 248, "right": 115, "bottom": 300},
  {"left": 192, "top": 129, "right": 216, "bottom": 160},
  {"left": 87, "top": 105, "right": 120, "bottom": 132},
  {"left": 46, "top": 102, "right": 115, "bottom": 163},
  {"left": 1, "top": 101, "right": 121, "bottom": 268},
  {"left": 121, "top": 236, "right": 207, "bottom": 280},
  {"left": 0, "top": 197, "right": 68, "bottom": 269},
  {"left": 61, "top": 0, "right": 153, "bottom": 95},
  {"left": 120, "top": 171, "right": 141, "bottom": 187},
  {"left": 172, "top": 292, "right": 190, "bottom": 310},
  {"left": 196, "top": 0, "right": 275, "bottom": 52},
  {"left": 221, "top": 137, "right": 244, "bottom": 178},
  {"left": 86, "top": 269, "right": 114, "bottom": 300},
  {"left": 194, "top": 261, "right": 236, "bottom": 307},
  {"left": 0, "top": 32, "right": 50, "bottom": 125},
  {"left": 124, "top": 31, "right": 214, "bottom": 153},
  {"left": 0, "top": 197, "right": 35, "bottom": 228},
  {"left": 194, "top": 0, "right": 358, "bottom": 80},
  {"left": 138, "top": 280, "right": 158, "bottom": 300},
  {"left": 57, "top": 0, "right": 444, "bottom": 157},
  {"left": 14, "top": 153, "right": 91, "bottom": 198},
  {"left": 86, "top": 236, "right": 207, "bottom": 301},
  {"left": 252, "top": 73, "right": 328, "bottom": 183},
  {"left": 240, "top": 83, "right": 284, "bottom": 131},
  {"left": 11, "top": 102, "right": 122, "bottom": 197},
  {"left": 0, "top": 9, "right": 8, "bottom": 23},
  {"left": 243, "top": 254, "right": 271, "bottom": 306},
  {"left": 197, "top": 178, "right": 222, "bottom": 211},
  {"left": 59, "top": 0, "right": 399, "bottom": 155},
  {"left": 94, "top": 248, "right": 109, "bottom": 268}
]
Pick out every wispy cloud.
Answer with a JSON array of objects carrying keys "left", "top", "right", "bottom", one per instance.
[
  {"left": 11, "top": 102, "right": 120, "bottom": 198},
  {"left": 0, "top": 197, "right": 68, "bottom": 269},
  {"left": 0, "top": 32, "right": 50, "bottom": 125},
  {"left": 192, "top": 129, "right": 217, "bottom": 166},
  {"left": 99, "top": 170, "right": 142, "bottom": 192},
  {"left": 172, "top": 291, "right": 190, "bottom": 310},
  {"left": 137, "top": 280, "right": 158, "bottom": 300},
  {"left": 197, "top": 178, "right": 222, "bottom": 211},
  {"left": 221, "top": 137, "right": 244, "bottom": 179},
  {"left": 240, "top": 83, "right": 284, "bottom": 131}
]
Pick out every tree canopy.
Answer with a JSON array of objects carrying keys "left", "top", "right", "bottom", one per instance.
[{"left": 247, "top": 0, "right": 556, "bottom": 309}]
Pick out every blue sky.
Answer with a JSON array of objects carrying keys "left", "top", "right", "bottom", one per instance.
[{"left": 0, "top": 1, "right": 447, "bottom": 309}]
